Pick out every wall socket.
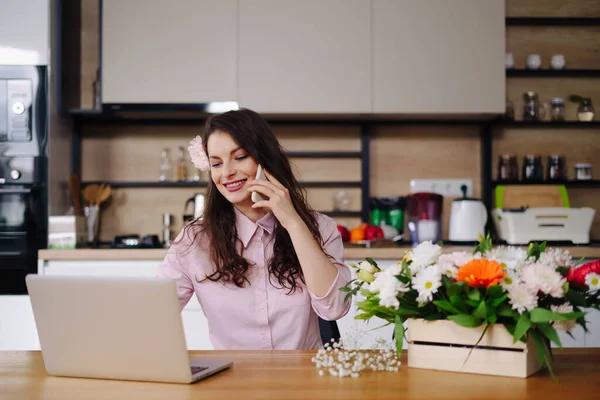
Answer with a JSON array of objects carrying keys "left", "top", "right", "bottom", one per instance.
[{"left": 410, "top": 179, "right": 473, "bottom": 198}]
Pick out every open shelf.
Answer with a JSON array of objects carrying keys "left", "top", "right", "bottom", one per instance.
[
  {"left": 506, "top": 69, "right": 600, "bottom": 78},
  {"left": 492, "top": 180, "right": 600, "bottom": 188},
  {"left": 506, "top": 17, "right": 600, "bottom": 26},
  {"left": 81, "top": 180, "right": 363, "bottom": 188},
  {"left": 498, "top": 120, "right": 600, "bottom": 128},
  {"left": 286, "top": 151, "right": 362, "bottom": 158}
]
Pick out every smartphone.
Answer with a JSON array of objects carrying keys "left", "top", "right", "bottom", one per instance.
[{"left": 251, "top": 164, "right": 267, "bottom": 203}]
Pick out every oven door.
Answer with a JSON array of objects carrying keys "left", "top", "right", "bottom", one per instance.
[{"left": 0, "top": 186, "right": 41, "bottom": 294}]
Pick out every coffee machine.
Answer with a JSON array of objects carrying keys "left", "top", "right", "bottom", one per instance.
[{"left": 406, "top": 192, "right": 443, "bottom": 245}]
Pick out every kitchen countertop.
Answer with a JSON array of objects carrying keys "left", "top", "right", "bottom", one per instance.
[
  {"left": 1, "top": 349, "right": 599, "bottom": 400},
  {"left": 38, "top": 243, "right": 600, "bottom": 261}
]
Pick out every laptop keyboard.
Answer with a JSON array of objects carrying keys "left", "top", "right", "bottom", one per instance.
[{"left": 191, "top": 366, "right": 209, "bottom": 375}]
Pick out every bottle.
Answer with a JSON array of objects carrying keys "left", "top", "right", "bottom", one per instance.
[
  {"left": 177, "top": 146, "right": 188, "bottom": 182},
  {"left": 159, "top": 148, "right": 171, "bottom": 181}
]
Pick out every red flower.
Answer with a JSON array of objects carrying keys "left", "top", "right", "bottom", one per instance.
[{"left": 567, "top": 260, "right": 600, "bottom": 287}]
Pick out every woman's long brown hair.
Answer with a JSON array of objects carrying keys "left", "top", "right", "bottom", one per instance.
[{"left": 179, "top": 108, "right": 324, "bottom": 293}]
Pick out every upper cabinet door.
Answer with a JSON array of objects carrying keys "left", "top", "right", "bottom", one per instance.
[
  {"left": 101, "top": 0, "right": 237, "bottom": 104},
  {"left": 238, "top": 0, "right": 371, "bottom": 114},
  {"left": 0, "top": 0, "right": 49, "bottom": 65},
  {"left": 373, "top": 0, "right": 505, "bottom": 115}
]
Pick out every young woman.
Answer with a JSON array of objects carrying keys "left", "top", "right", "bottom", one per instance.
[{"left": 157, "top": 108, "right": 351, "bottom": 350}]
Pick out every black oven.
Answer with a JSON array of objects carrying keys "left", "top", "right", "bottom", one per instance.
[{"left": 0, "top": 66, "right": 48, "bottom": 294}]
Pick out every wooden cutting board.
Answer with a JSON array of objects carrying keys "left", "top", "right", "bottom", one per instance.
[{"left": 495, "top": 185, "right": 570, "bottom": 209}]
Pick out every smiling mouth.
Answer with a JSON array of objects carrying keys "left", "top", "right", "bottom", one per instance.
[{"left": 223, "top": 179, "right": 247, "bottom": 192}]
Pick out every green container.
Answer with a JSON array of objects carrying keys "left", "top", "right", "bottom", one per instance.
[
  {"left": 388, "top": 209, "right": 404, "bottom": 233},
  {"left": 370, "top": 209, "right": 385, "bottom": 226}
]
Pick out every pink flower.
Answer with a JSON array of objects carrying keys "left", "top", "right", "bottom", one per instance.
[{"left": 188, "top": 135, "right": 210, "bottom": 171}]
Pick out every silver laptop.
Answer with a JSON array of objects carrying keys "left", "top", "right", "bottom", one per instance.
[{"left": 25, "top": 274, "right": 232, "bottom": 384}]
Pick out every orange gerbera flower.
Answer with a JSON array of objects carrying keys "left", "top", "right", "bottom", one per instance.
[{"left": 456, "top": 259, "right": 506, "bottom": 288}]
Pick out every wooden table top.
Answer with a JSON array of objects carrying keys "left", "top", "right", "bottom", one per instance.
[{"left": 1, "top": 349, "right": 599, "bottom": 400}]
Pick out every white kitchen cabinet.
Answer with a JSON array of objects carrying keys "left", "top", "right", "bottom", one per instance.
[
  {"left": 0, "top": 296, "right": 40, "bottom": 350},
  {"left": 0, "top": 0, "right": 49, "bottom": 65},
  {"left": 372, "top": 0, "right": 505, "bottom": 115},
  {"left": 101, "top": 0, "right": 237, "bottom": 104},
  {"left": 238, "top": 0, "right": 371, "bottom": 114}
]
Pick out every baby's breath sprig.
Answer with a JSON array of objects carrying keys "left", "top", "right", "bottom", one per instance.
[{"left": 311, "top": 338, "right": 401, "bottom": 378}]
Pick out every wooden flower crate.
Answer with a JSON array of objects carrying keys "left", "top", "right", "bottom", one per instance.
[{"left": 407, "top": 319, "right": 543, "bottom": 378}]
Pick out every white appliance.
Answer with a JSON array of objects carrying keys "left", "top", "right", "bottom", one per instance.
[
  {"left": 492, "top": 207, "right": 595, "bottom": 245},
  {"left": 449, "top": 198, "right": 488, "bottom": 242}
]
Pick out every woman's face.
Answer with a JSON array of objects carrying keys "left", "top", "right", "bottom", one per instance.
[{"left": 207, "top": 130, "right": 259, "bottom": 206}]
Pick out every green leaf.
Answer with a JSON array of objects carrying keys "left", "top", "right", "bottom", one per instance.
[
  {"left": 447, "top": 283, "right": 463, "bottom": 298},
  {"left": 529, "top": 308, "right": 585, "bottom": 323},
  {"left": 486, "top": 285, "right": 504, "bottom": 299},
  {"left": 424, "top": 313, "right": 443, "bottom": 321},
  {"left": 339, "top": 286, "right": 352, "bottom": 292},
  {"left": 566, "top": 290, "right": 587, "bottom": 307},
  {"left": 530, "top": 330, "right": 556, "bottom": 380},
  {"left": 473, "top": 301, "right": 488, "bottom": 320},
  {"left": 468, "top": 288, "right": 481, "bottom": 302},
  {"left": 491, "top": 293, "right": 509, "bottom": 308},
  {"left": 488, "top": 314, "right": 498, "bottom": 324},
  {"left": 497, "top": 304, "right": 518, "bottom": 318},
  {"left": 359, "top": 288, "right": 371, "bottom": 297},
  {"left": 513, "top": 313, "right": 532, "bottom": 343},
  {"left": 447, "top": 314, "right": 484, "bottom": 328},
  {"left": 355, "top": 313, "right": 374, "bottom": 320},
  {"left": 466, "top": 299, "right": 480, "bottom": 308},
  {"left": 394, "top": 315, "right": 404, "bottom": 354},
  {"left": 433, "top": 300, "right": 461, "bottom": 315},
  {"left": 504, "top": 323, "right": 516, "bottom": 337},
  {"left": 555, "top": 266, "right": 570, "bottom": 275},
  {"left": 536, "top": 323, "right": 562, "bottom": 349},
  {"left": 344, "top": 292, "right": 352, "bottom": 303},
  {"left": 450, "top": 295, "right": 468, "bottom": 313}
]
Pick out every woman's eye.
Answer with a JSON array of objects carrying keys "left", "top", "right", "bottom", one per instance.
[
  {"left": 236, "top": 154, "right": 248, "bottom": 161},
  {"left": 211, "top": 162, "right": 222, "bottom": 168}
]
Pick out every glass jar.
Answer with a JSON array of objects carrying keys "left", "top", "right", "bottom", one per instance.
[
  {"left": 498, "top": 154, "right": 518, "bottom": 181},
  {"left": 550, "top": 97, "right": 566, "bottom": 121},
  {"left": 522, "top": 155, "right": 543, "bottom": 181},
  {"left": 577, "top": 99, "right": 595, "bottom": 121},
  {"left": 547, "top": 155, "right": 567, "bottom": 181},
  {"left": 523, "top": 92, "right": 540, "bottom": 121},
  {"left": 574, "top": 164, "right": 592, "bottom": 180}
]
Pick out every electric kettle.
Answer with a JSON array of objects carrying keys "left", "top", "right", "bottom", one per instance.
[
  {"left": 184, "top": 193, "right": 205, "bottom": 222},
  {"left": 449, "top": 188, "right": 488, "bottom": 243}
]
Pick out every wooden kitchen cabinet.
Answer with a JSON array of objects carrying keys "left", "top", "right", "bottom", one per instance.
[
  {"left": 372, "top": 0, "right": 505, "bottom": 115},
  {"left": 101, "top": 0, "right": 237, "bottom": 104},
  {"left": 238, "top": 0, "right": 371, "bottom": 114}
]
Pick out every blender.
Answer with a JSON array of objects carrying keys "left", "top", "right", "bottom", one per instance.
[{"left": 406, "top": 192, "right": 443, "bottom": 245}]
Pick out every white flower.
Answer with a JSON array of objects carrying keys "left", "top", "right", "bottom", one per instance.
[
  {"left": 188, "top": 135, "right": 210, "bottom": 171},
  {"left": 369, "top": 264, "right": 409, "bottom": 310},
  {"left": 437, "top": 251, "right": 478, "bottom": 278},
  {"left": 407, "top": 241, "right": 442, "bottom": 275},
  {"left": 487, "top": 246, "right": 530, "bottom": 270},
  {"left": 412, "top": 265, "right": 442, "bottom": 304},
  {"left": 539, "top": 248, "right": 572, "bottom": 267},
  {"left": 508, "top": 284, "right": 538, "bottom": 314},
  {"left": 550, "top": 303, "right": 577, "bottom": 333},
  {"left": 521, "top": 262, "right": 566, "bottom": 298},
  {"left": 437, "top": 264, "right": 458, "bottom": 279},
  {"left": 586, "top": 273, "right": 600, "bottom": 291},
  {"left": 500, "top": 269, "right": 519, "bottom": 291},
  {"left": 358, "top": 261, "right": 377, "bottom": 274}
]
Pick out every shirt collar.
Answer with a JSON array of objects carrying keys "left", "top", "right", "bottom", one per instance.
[{"left": 234, "top": 207, "right": 276, "bottom": 248}]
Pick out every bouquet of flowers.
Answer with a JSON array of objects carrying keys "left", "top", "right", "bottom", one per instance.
[{"left": 341, "top": 235, "right": 600, "bottom": 378}]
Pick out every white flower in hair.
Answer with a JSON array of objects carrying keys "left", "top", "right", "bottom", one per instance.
[{"left": 188, "top": 135, "right": 210, "bottom": 171}]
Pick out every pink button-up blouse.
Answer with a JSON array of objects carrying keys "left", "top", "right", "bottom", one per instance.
[{"left": 156, "top": 208, "right": 351, "bottom": 350}]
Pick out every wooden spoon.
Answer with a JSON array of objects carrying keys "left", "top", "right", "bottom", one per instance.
[
  {"left": 83, "top": 184, "right": 100, "bottom": 206},
  {"left": 69, "top": 175, "right": 83, "bottom": 215},
  {"left": 97, "top": 184, "right": 112, "bottom": 205}
]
